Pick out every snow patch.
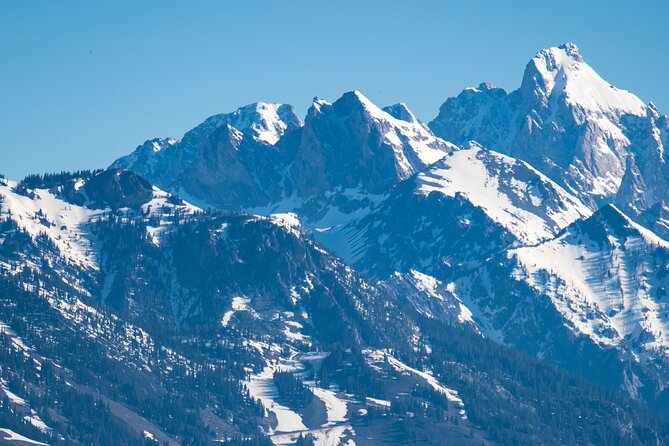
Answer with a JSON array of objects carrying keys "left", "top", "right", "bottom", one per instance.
[
  {"left": 0, "top": 429, "right": 47, "bottom": 445},
  {"left": 0, "top": 180, "right": 100, "bottom": 268},
  {"left": 244, "top": 366, "right": 308, "bottom": 434},
  {"left": 221, "top": 296, "right": 252, "bottom": 328},
  {"left": 311, "top": 387, "right": 347, "bottom": 426}
]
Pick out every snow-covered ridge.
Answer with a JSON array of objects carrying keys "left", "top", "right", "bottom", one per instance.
[
  {"left": 0, "top": 428, "right": 48, "bottom": 445},
  {"left": 415, "top": 143, "right": 591, "bottom": 245},
  {"left": 364, "top": 349, "right": 466, "bottom": 418},
  {"left": 183, "top": 101, "right": 302, "bottom": 148},
  {"left": 140, "top": 186, "right": 200, "bottom": 214},
  {"left": 111, "top": 101, "right": 302, "bottom": 192}
]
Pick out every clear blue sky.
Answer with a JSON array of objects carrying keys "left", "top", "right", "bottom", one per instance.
[{"left": 1, "top": 1, "right": 667, "bottom": 179}]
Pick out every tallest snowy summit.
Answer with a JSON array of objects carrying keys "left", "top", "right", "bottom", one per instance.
[{"left": 523, "top": 42, "right": 646, "bottom": 116}]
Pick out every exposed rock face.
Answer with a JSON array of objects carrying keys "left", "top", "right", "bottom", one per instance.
[
  {"left": 112, "top": 91, "right": 454, "bottom": 228},
  {"left": 615, "top": 109, "right": 669, "bottom": 238}
]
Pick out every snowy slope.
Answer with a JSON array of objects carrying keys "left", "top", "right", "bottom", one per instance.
[
  {"left": 384, "top": 270, "right": 477, "bottom": 331},
  {"left": 244, "top": 365, "right": 308, "bottom": 434},
  {"left": 0, "top": 172, "right": 198, "bottom": 271},
  {"left": 0, "top": 428, "right": 48, "bottom": 445},
  {"left": 415, "top": 143, "right": 591, "bottom": 245},
  {"left": 510, "top": 204, "right": 669, "bottom": 355},
  {"left": 0, "top": 179, "right": 99, "bottom": 269},
  {"left": 345, "top": 143, "right": 590, "bottom": 278}
]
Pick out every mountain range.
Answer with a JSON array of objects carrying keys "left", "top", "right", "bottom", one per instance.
[{"left": 1, "top": 43, "right": 669, "bottom": 445}]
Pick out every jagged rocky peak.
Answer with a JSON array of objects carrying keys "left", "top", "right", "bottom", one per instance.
[
  {"left": 111, "top": 90, "right": 456, "bottom": 211},
  {"left": 428, "top": 82, "right": 511, "bottom": 152},
  {"left": 291, "top": 90, "right": 453, "bottom": 196},
  {"left": 204, "top": 102, "right": 302, "bottom": 145},
  {"left": 145, "top": 137, "right": 177, "bottom": 153},
  {"left": 558, "top": 42, "right": 583, "bottom": 60},
  {"left": 320, "top": 90, "right": 428, "bottom": 133},
  {"left": 321, "top": 90, "right": 414, "bottom": 127},
  {"left": 109, "top": 101, "right": 303, "bottom": 210},
  {"left": 111, "top": 138, "right": 177, "bottom": 173},
  {"left": 173, "top": 101, "right": 301, "bottom": 153}
]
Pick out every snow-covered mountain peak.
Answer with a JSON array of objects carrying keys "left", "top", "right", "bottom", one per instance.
[
  {"left": 464, "top": 83, "right": 498, "bottom": 93},
  {"left": 307, "top": 96, "right": 331, "bottom": 115},
  {"left": 430, "top": 43, "right": 656, "bottom": 207},
  {"left": 330, "top": 91, "right": 420, "bottom": 128},
  {"left": 204, "top": 102, "right": 302, "bottom": 145},
  {"left": 343, "top": 89, "right": 375, "bottom": 106},
  {"left": 523, "top": 43, "right": 646, "bottom": 117},
  {"left": 339, "top": 91, "right": 455, "bottom": 167},
  {"left": 150, "top": 137, "right": 176, "bottom": 153},
  {"left": 557, "top": 42, "right": 584, "bottom": 61},
  {"left": 113, "top": 138, "right": 177, "bottom": 173}
]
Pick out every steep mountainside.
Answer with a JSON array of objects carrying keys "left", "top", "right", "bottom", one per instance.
[
  {"left": 1, "top": 172, "right": 667, "bottom": 445},
  {"left": 112, "top": 102, "right": 301, "bottom": 210},
  {"left": 445, "top": 205, "right": 669, "bottom": 409}
]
